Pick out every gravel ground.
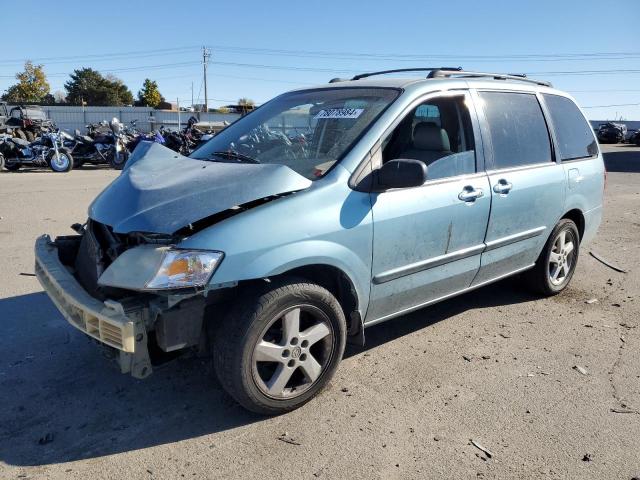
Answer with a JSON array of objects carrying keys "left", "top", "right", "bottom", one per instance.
[{"left": 1, "top": 145, "right": 639, "bottom": 479}]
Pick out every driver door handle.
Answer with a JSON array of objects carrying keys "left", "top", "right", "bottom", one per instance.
[
  {"left": 493, "top": 179, "right": 513, "bottom": 194},
  {"left": 458, "top": 186, "right": 484, "bottom": 202}
]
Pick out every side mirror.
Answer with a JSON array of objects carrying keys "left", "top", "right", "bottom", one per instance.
[{"left": 375, "top": 159, "right": 427, "bottom": 190}]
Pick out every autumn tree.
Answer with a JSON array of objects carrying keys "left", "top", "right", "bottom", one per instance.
[
  {"left": 137, "top": 79, "right": 164, "bottom": 108},
  {"left": 64, "top": 68, "right": 134, "bottom": 106},
  {"left": 1, "top": 61, "right": 50, "bottom": 103}
]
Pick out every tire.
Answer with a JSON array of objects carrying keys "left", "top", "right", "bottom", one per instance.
[
  {"left": 48, "top": 148, "right": 74, "bottom": 172},
  {"left": 15, "top": 129, "right": 27, "bottom": 141},
  {"left": 109, "top": 149, "right": 129, "bottom": 170},
  {"left": 213, "top": 277, "right": 347, "bottom": 415},
  {"left": 2, "top": 155, "right": 20, "bottom": 171},
  {"left": 524, "top": 219, "right": 580, "bottom": 296}
]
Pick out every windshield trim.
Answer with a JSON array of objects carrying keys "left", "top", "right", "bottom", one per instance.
[{"left": 190, "top": 86, "right": 403, "bottom": 180}]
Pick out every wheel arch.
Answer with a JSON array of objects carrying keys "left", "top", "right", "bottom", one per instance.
[
  {"left": 560, "top": 208, "right": 585, "bottom": 242},
  {"left": 269, "top": 264, "right": 364, "bottom": 343}
]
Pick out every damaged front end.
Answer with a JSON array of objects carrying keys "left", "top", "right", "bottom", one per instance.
[
  {"left": 35, "top": 143, "right": 313, "bottom": 378},
  {"left": 35, "top": 223, "right": 211, "bottom": 379}
]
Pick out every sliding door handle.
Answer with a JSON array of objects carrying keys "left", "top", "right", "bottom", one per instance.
[{"left": 493, "top": 179, "right": 513, "bottom": 194}]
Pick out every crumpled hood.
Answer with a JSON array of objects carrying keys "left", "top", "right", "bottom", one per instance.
[{"left": 89, "top": 142, "right": 312, "bottom": 234}]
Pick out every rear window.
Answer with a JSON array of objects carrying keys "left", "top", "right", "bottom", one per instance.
[
  {"left": 479, "top": 91, "right": 552, "bottom": 169},
  {"left": 543, "top": 94, "right": 598, "bottom": 161}
]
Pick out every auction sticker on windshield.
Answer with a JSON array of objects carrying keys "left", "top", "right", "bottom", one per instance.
[{"left": 314, "top": 108, "right": 364, "bottom": 119}]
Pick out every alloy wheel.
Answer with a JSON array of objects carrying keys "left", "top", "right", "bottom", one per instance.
[
  {"left": 548, "top": 228, "right": 576, "bottom": 286},
  {"left": 50, "top": 153, "right": 70, "bottom": 171},
  {"left": 251, "top": 305, "right": 334, "bottom": 399}
]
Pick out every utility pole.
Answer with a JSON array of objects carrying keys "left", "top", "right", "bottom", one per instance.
[{"left": 202, "top": 46, "right": 211, "bottom": 112}]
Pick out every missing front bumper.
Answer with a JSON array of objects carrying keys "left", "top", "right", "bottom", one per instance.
[{"left": 34, "top": 234, "right": 153, "bottom": 378}]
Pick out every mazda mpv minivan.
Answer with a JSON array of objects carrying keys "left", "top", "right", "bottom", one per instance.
[{"left": 35, "top": 68, "right": 604, "bottom": 414}]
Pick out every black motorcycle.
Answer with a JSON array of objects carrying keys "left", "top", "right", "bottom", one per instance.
[
  {"left": 65, "top": 118, "right": 130, "bottom": 170},
  {"left": 0, "top": 130, "right": 74, "bottom": 172}
]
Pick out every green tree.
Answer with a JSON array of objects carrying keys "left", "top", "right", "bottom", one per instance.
[
  {"left": 64, "top": 68, "right": 133, "bottom": 106},
  {"left": 137, "top": 79, "right": 164, "bottom": 108},
  {"left": 1, "top": 61, "right": 50, "bottom": 103}
]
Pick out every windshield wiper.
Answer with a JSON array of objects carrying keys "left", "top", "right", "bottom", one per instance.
[{"left": 210, "top": 150, "right": 260, "bottom": 164}]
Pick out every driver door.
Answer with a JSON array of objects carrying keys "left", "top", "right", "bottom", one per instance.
[{"left": 366, "top": 91, "right": 491, "bottom": 323}]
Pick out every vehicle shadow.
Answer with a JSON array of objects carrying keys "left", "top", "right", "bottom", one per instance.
[
  {"left": 0, "top": 279, "right": 534, "bottom": 467},
  {"left": 602, "top": 149, "right": 640, "bottom": 173}
]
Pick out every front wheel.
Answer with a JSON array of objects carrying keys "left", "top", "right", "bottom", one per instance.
[
  {"left": 110, "top": 148, "right": 129, "bottom": 170},
  {"left": 48, "top": 148, "right": 73, "bottom": 172},
  {"left": 213, "top": 278, "right": 347, "bottom": 414},
  {"left": 2, "top": 154, "right": 21, "bottom": 171},
  {"left": 524, "top": 219, "right": 580, "bottom": 296}
]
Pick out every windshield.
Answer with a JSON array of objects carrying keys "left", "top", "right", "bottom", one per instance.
[{"left": 190, "top": 87, "right": 400, "bottom": 179}]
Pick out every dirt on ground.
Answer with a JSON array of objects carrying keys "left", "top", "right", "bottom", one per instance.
[{"left": 0, "top": 145, "right": 639, "bottom": 479}]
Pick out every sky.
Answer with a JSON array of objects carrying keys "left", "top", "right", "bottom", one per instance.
[{"left": 2, "top": 0, "right": 639, "bottom": 120}]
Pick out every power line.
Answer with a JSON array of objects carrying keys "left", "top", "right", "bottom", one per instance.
[
  {"left": 582, "top": 102, "right": 640, "bottom": 108},
  {"left": 205, "top": 44, "right": 640, "bottom": 63},
  {"left": 0, "top": 46, "right": 200, "bottom": 66}
]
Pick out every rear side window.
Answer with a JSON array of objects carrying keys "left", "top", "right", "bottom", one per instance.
[
  {"left": 479, "top": 91, "right": 552, "bottom": 169},
  {"left": 542, "top": 94, "right": 598, "bottom": 161}
]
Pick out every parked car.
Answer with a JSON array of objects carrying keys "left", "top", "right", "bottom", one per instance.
[
  {"left": 596, "top": 122, "right": 626, "bottom": 144},
  {"left": 34, "top": 69, "right": 604, "bottom": 414},
  {"left": 0, "top": 103, "right": 54, "bottom": 141}
]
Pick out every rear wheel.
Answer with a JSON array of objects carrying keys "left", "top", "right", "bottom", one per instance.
[
  {"left": 48, "top": 148, "right": 73, "bottom": 172},
  {"left": 524, "top": 219, "right": 580, "bottom": 296},
  {"left": 213, "top": 278, "right": 346, "bottom": 414}
]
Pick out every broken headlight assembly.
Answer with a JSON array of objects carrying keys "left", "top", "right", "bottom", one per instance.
[{"left": 145, "top": 249, "right": 223, "bottom": 290}]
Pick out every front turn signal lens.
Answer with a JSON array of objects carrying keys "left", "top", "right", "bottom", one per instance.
[{"left": 145, "top": 249, "right": 223, "bottom": 290}]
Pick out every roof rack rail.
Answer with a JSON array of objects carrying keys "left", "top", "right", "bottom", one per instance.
[
  {"left": 351, "top": 67, "right": 462, "bottom": 81},
  {"left": 427, "top": 69, "right": 552, "bottom": 87}
]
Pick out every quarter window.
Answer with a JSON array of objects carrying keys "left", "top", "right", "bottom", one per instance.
[
  {"left": 542, "top": 94, "right": 598, "bottom": 161},
  {"left": 479, "top": 92, "right": 552, "bottom": 169}
]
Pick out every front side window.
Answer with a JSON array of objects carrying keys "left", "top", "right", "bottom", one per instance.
[
  {"left": 382, "top": 95, "right": 476, "bottom": 180},
  {"left": 479, "top": 91, "right": 552, "bottom": 169},
  {"left": 191, "top": 87, "right": 400, "bottom": 180},
  {"left": 542, "top": 94, "right": 598, "bottom": 161}
]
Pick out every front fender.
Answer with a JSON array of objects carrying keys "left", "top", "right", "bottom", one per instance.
[{"left": 209, "top": 239, "right": 371, "bottom": 316}]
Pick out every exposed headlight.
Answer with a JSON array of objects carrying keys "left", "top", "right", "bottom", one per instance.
[{"left": 145, "top": 249, "right": 223, "bottom": 290}]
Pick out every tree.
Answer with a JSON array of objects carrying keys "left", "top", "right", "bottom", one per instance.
[
  {"left": 1, "top": 61, "right": 50, "bottom": 103},
  {"left": 137, "top": 79, "right": 164, "bottom": 108},
  {"left": 64, "top": 68, "right": 134, "bottom": 106}
]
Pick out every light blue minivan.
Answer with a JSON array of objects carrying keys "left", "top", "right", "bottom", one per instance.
[{"left": 35, "top": 68, "right": 604, "bottom": 414}]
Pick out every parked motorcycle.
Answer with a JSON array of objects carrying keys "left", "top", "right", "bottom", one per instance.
[
  {"left": 65, "top": 118, "right": 130, "bottom": 170},
  {"left": 0, "top": 130, "right": 73, "bottom": 172}
]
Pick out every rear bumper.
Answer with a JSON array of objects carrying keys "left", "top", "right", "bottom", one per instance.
[
  {"left": 582, "top": 205, "right": 603, "bottom": 246},
  {"left": 34, "top": 234, "right": 153, "bottom": 378}
]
